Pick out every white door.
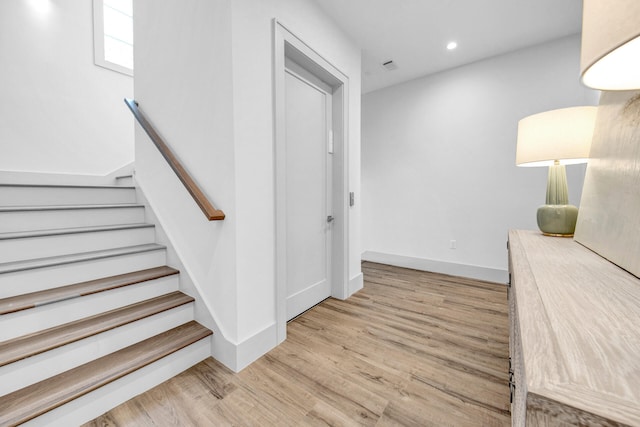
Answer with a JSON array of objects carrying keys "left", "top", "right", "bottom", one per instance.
[{"left": 284, "top": 68, "right": 333, "bottom": 320}]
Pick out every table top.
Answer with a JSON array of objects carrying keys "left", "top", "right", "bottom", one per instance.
[{"left": 509, "top": 229, "right": 640, "bottom": 426}]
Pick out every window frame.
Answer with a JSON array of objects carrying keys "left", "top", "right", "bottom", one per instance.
[{"left": 92, "top": 0, "right": 133, "bottom": 76}]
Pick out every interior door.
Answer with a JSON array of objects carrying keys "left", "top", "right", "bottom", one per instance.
[{"left": 284, "top": 68, "right": 333, "bottom": 321}]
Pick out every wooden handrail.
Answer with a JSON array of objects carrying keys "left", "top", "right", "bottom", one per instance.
[{"left": 124, "top": 98, "right": 225, "bottom": 221}]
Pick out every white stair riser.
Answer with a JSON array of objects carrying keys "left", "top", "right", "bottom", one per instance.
[
  {"left": 0, "top": 304, "right": 194, "bottom": 396},
  {"left": 0, "top": 186, "right": 136, "bottom": 207},
  {"left": 0, "top": 249, "right": 167, "bottom": 298},
  {"left": 0, "top": 276, "right": 179, "bottom": 341},
  {"left": 22, "top": 337, "right": 211, "bottom": 427},
  {"left": 0, "top": 206, "right": 145, "bottom": 233},
  {"left": 0, "top": 227, "right": 155, "bottom": 264}
]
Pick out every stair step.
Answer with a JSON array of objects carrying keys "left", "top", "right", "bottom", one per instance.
[
  {"left": 0, "top": 291, "right": 193, "bottom": 367},
  {"left": 0, "top": 244, "right": 167, "bottom": 299},
  {"left": 0, "top": 275, "right": 179, "bottom": 343},
  {"left": 0, "top": 223, "right": 154, "bottom": 241},
  {"left": 0, "top": 321, "right": 212, "bottom": 426},
  {"left": 0, "top": 203, "right": 144, "bottom": 212},
  {"left": 0, "top": 243, "right": 165, "bottom": 275},
  {"left": 0, "top": 224, "right": 156, "bottom": 264},
  {"left": 0, "top": 184, "right": 136, "bottom": 207},
  {"left": 0, "top": 204, "right": 145, "bottom": 233},
  {"left": 0, "top": 266, "right": 179, "bottom": 315},
  {"left": 29, "top": 336, "right": 211, "bottom": 426},
  {"left": 0, "top": 298, "right": 193, "bottom": 397},
  {"left": 0, "top": 184, "right": 135, "bottom": 190}
]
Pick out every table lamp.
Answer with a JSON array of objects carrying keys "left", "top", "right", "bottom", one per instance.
[
  {"left": 516, "top": 106, "right": 597, "bottom": 237},
  {"left": 581, "top": 0, "right": 640, "bottom": 90}
]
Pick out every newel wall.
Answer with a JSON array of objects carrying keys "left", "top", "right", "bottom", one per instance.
[{"left": 134, "top": 0, "right": 361, "bottom": 371}]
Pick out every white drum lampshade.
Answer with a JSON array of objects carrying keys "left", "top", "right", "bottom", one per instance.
[{"left": 516, "top": 107, "right": 597, "bottom": 167}]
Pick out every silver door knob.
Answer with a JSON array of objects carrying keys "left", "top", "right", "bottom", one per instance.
[{"left": 327, "top": 215, "right": 335, "bottom": 223}]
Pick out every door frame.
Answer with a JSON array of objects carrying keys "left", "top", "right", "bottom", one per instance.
[{"left": 273, "top": 19, "right": 350, "bottom": 344}]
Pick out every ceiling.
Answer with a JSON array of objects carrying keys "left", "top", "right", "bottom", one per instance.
[{"left": 313, "top": 0, "right": 584, "bottom": 93}]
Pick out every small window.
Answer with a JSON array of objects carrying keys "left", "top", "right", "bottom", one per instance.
[{"left": 93, "top": 0, "right": 133, "bottom": 76}]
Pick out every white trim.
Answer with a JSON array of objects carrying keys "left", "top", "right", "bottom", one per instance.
[
  {"left": 362, "top": 251, "right": 508, "bottom": 284},
  {"left": 236, "top": 322, "right": 278, "bottom": 372},
  {"left": 92, "top": 0, "right": 133, "bottom": 77},
  {"left": 348, "top": 272, "right": 364, "bottom": 296},
  {"left": 285, "top": 57, "right": 333, "bottom": 94},
  {"left": 273, "top": 19, "right": 351, "bottom": 345}
]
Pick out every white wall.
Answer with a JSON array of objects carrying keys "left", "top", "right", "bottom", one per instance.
[
  {"left": 0, "top": 0, "right": 133, "bottom": 175},
  {"left": 230, "top": 0, "right": 361, "bottom": 355},
  {"left": 362, "top": 35, "right": 599, "bottom": 282},
  {"left": 134, "top": 0, "right": 360, "bottom": 371}
]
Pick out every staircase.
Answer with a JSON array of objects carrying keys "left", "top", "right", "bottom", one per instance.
[{"left": 0, "top": 180, "right": 213, "bottom": 426}]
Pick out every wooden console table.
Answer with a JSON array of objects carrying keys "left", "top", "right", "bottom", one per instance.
[{"left": 508, "top": 230, "right": 640, "bottom": 426}]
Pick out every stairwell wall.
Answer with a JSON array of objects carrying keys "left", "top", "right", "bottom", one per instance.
[
  {"left": 133, "top": 0, "right": 239, "bottom": 369},
  {"left": 0, "top": 0, "right": 133, "bottom": 176}
]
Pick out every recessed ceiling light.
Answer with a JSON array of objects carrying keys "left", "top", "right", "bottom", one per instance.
[{"left": 446, "top": 41, "right": 458, "bottom": 50}]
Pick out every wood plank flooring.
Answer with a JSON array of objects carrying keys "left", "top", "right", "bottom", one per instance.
[{"left": 84, "top": 262, "right": 510, "bottom": 426}]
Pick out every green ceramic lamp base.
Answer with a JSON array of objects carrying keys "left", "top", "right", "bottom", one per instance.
[
  {"left": 537, "top": 204, "right": 579, "bottom": 237},
  {"left": 537, "top": 162, "right": 579, "bottom": 237}
]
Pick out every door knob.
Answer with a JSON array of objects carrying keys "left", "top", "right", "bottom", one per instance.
[{"left": 327, "top": 215, "right": 335, "bottom": 223}]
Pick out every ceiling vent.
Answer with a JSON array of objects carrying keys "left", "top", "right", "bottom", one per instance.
[{"left": 382, "top": 60, "right": 398, "bottom": 71}]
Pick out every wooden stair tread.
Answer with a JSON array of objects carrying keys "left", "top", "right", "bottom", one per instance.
[
  {"left": 0, "top": 223, "right": 154, "bottom": 241},
  {"left": 0, "top": 204, "right": 144, "bottom": 212},
  {"left": 0, "top": 321, "right": 212, "bottom": 426},
  {"left": 0, "top": 266, "right": 179, "bottom": 315},
  {"left": 0, "top": 291, "right": 193, "bottom": 366},
  {"left": 0, "top": 243, "right": 165, "bottom": 274}
]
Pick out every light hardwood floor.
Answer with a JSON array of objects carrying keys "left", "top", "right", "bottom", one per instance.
[{"left": 84, "top": 262, "right": 510, "bottom": 426}]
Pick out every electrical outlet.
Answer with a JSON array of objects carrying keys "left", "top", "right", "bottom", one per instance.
[{"left": 450, "top": 240, "right": 457, "bottom": 249}]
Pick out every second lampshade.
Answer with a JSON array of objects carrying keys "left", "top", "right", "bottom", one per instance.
[{"left": 581, "top": 0, "right": 640, "bottom": 90}]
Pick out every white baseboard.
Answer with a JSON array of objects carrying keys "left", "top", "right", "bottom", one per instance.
[
  {"left": 236, "top": 322, "right": 278, "bottom": 372},
  {"left": 209, "top": 321, "right": 278, "bottom": 373},
  {"left": 349, "top": 272, "right": 363, "bottom": 295},
  {"left": 210, "top": 331, "right": 238, "bottom": 372},
  {"left": 362, "top": 251, "right": 508, "bottom": 284}
]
